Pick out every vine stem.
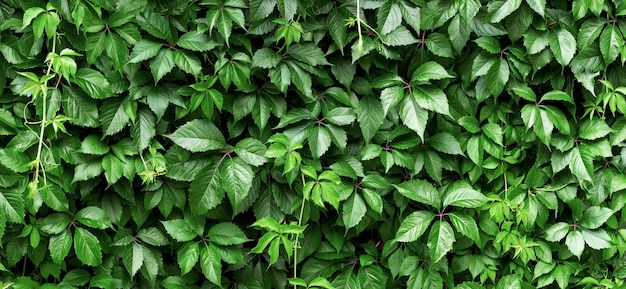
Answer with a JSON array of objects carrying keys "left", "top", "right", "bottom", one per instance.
[
  {"left": 33, "top": 33, "right": 57, "bottom": 191},
  {"left": 293, "top": 173, "right": 307, "bottom": 287}
]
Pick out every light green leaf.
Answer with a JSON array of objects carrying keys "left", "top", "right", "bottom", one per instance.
[
  {"left": 308, "top": 126, "right": 332, "bottom": 159},
  {"left": 357, "top": 96, "right": 384, "bottom": 143},
  {"left": 200, "top": 243, "right": 222, "bottom": 286},
  {"left": 189, "top": 163, "right": 224, "bottom": 215},
  {"left": 105, "top": 33, "right": 127, "bottom": 72},
  {"left": 74, "top": 227, "right": 103, "bottom": 266},
  {"left": 342, "top": 193, "right": 367, "bottom": 229},
  {"left": 73, "top": 68, "right": 113, "bottom": 99},
  {"left": 235, "top": 138, "right": 268, "bottom": 166},
  {"left": 599, "top": 25, "right": 624, "bottom": 65},
  {"left": 131, "top": 108, "right": 156, "bottom": 152},
  {"left": 413, "top": 85, "right": 450, "bottom": 116},
  {"left": 489, "top": 0, "right": 523, "bottom": 23},
  {"left": 221, "top": 157, "right": 254, "bottom": 210},
  {"left": 39, "top": 213, "right": 70, "bottom": 234},
  {"left": 568, "top": 146, "right": 593, "bottom": 182},
  {"left": 425, "top": 32, "right": 453, "bottom": 57},
  {"left": 174, "top": 50, "right": 202, "bottom": 77},
  {"left": 486, "top": 57, "right": 509, "bottom": 97},
  {"left": 252, "top": 48, "right": 280, "bottom": 69},
  {"left": 166, "top": 120, "right": 225, "bottom": 152},
  {"left": 136, "top": 227, "right": 169, "bottom": 246},
  {"left": 102, "top": 154, "right": 124, "bottom": 185},
  {"left": 580, "top": 206, "right": 613, "bottom": 229},
  {"left": 394, "top": 179, "right": 442, "bottom": 209},
  {"left": 75, "top": 206, "right": 112, "bottom": 229},
  {"left": 427, "top": 221, "right": 455, "bottom": 263},
  {"left": 443, "top": 188, "right": 487, "bottom": 208},
  {"left": 544, "top": 222, "right": 569, "bottom": 242},
  {"left": 474, "top": 36, "right": 501, "bottom": 53},
  {"left": 177, "top": 242, "right": 200, "bottom": 275},
  {"left": 288, "top": 44, "right": 330, "bottom": 66},
  {"left": 40, "top": 185, "right": 69, "bottom": 212},
  {"left": 428, "top": 132, "right": 464, "bottom": 155},
  {"left": 377, "top": 2, "right": 402, "bottom": 35},
  {"left": 448, "top": 212, "right": 481, "bottom": 243},
  {"left": 565, "top": 230, "right": 584, "bottom": 258},
  {"left": 412, "top": 61, "right": 454, "bottom": 82},
  {"left": 525, "top": 0, "right": 545, "bottom": 17},
  {"left": 49, "top": 230, "right": 72, "bottom": 264},
  {"left": 123, "top": 243, "right": 144, "bottom": 277},
  {"left": 394, "top": 211, "right": 435, "bottom": 243},
  {"left": 161, "top": 219, "right": 198, "bottom": 242},
  {"left": 100, "top": 98, "right": 130, "bottom": 136},
  {"left": 128, "top": 39, "right": 162, "bottom": 63},
  {"left": 208, "top": 222, "right": 250, "bottom": 245},
  {"left": 548, "top": 29, "right": 577, "bottom": 66},
  {"left": 149, "top": 49, "right": 175, "bottom": 83},
  {"left": 581, "top": 229, "right": 612, "bottom": 250},
  {"left": 177, "top": 31, "right": 219, "bottom": 52},
  {"left": 383, "top": 26, "right": 419, "bottom": 46}
]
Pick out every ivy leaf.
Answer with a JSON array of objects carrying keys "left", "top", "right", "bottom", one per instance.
[
  {"left": 394, "top": 211, "right": 435, "bottom": 243},
  {"left": 489, "top": 0, "right": 523, "bottom": 23},
  {"left": 308, "top": 126, "right": 332, "bottom": 159},
  {"left": 40, "top": 185, "right": 69, "bottom": 212},
  {"left": 208, "top": 222, "right": 250, "bottom": 245},
  {"left": 252, "top": 48, "right": 280, "bottom": 69},
  {"left": 599, "top": 24, "right": 624, "bottom": 65},
  {"left": 377, "top": 1, "right": 402, "bottom": 35},
  {"left": 189, "top": 163, "right": 224, "bottom": 215},
  {"left": 235, "top": 138, "right": 268, "bottom": 167},
  {"left": 102, "top": 154, "right": 124, "bottom": 185},
  {"left": 128, "top": 39, "right": 162, "bottom": 63},
  {"left": 73, "top": 68, "right": 113, "bottom": 99},
  {"left": 568, "top": 146, "right": 593, "bottom": 182},
  {"left": 177, "top": 242, "right": 200, "bottom": 275},
  {"left": 394, "top": 179, "right": 442, "bottom": 209},
  {"left": 161, "top": 219, "right": 198, "bottom": 242},
  {"left": 166, "top": 120, "right": 225, "bottom": 152},
  {"left": 200, "top": 243, "right": 222, "bottom": 287},
  {"left": 48, "top": 230, "right": 72, "bottom": 265},
  {"left": 288, "top": 44, "right": 330, "bottom": 66},
  {"left": 448, "top": 212, "right": 481, "bottom": 244},
  {"left": 177, "top": 31, "right": 219, "bottom": 52},
  {"left": 173, "top": 50, "right": 202, "bottom": 77},
  {"left": 525, "top": 0, "right": 545, "bottom": 17},
  {"left": 327, "top": 9, "right": 347, "bottom": 50},
  {"left": 487, "top": 57, "right": 509, "bottom": 97},
  {"left": 357, "top": 96, "right": 384, "bottom": 144},
  {"left": 443, "top": 187, "right": 487, "bottom": 208},
  {"left": 123, "top": 243, "right": 144, "bottom": 277},
  {"left": 548, "top": 29, "right": 577, "bottom": 66},
  {"left": 221, "top": 157, "right": 254, "bottom": 210},
  {"left": 342, "top": 193, "right": 367, "bottom": 230},
  {"left": 277, "top": 0, "right": 297, "bottom": 21},
  {"left": 565, "top": 230, "right": 584, "bottom": 258},
  {"left": 544, "top": 222, "right": 570, "bottom": 242},
  {"left": 413, "top": 85, "right": 450, "bottom": 116},
  {"left": 105, "top": 33, "right": 127, "bottom": 72},
  {"left": 580, "top": 206, "right": 613, "bottom": 229},
  {"left": 74, "top": 227, "right": 103, "bottom": 266},
  {"left": 428, "top": 132, "right": 464, "bottom": 155},
  {"left": 412, "top": 61, "right": 454, "bottom": 82},
  {"left": 149, "top": 49, "right": 175, "bottom": 83},
  {"left": 581, "top": 229, "right": 612, "bottom": 250},
  {"left": 100, "top": 98, "right": 130, "bottom": 136},
  {"left": 136, "top": 228, "right": 169, "bottom": 246},
  {"left": 427, "top": 221, "right": 455, "bottom": 263},
  {"left": 75, "top": 206, "right": 112, "bottom": 229}
]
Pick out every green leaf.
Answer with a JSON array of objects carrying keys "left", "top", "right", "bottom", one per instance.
[
  {"left": 474, "top": 36, "right": 501, "bottom": 54},
  {"left": 486, "top": 57, "right": 509, "bottom": 97},
  {"left": 599, "top": 25, "right": 624, "bottom": 65},
  {"left": 102, "top": 154, "right": 124, "bottom": 185},
  {"left": 200, "top": 243, "right": 222, "bottom": 287},
  {"left": 189, "top": 162, "right": 224, "bottom": 215},
  {"left": 357, "top": 96, "right": 384, "bottom": 143},
  {"left": 177, "top": 242, "right": 200, "bottom": 275},
  {"left": 544, "top": 222, "right": 570, "bottom": 242},
  {"left": 49, "top": 230, "right": 72, "bottom": 264},
  {"left": 105, "top": 33, "right": 127, "bottom": 72},
  {"left": 39, "top": 214, "right": 70, "bottom": 234},
  {"left": 541, "top": 91, "right": 575, "bottom": 105},
  {"left": 428, "top": 132, "right": 464, "bottom": 155},
  {"left": 167, "top": 120, "right": 225, "bottom": 152},
  {"left": 161, "top": 219, "right": 198, "bottom": 242},
  {"left": 394, "top": 211, "right": 435, "bottom": 243},
  {"left": 75, "top": 206, "right": 112, "bottom": 229},
  {"left": 136, "top": 13, "right": 173, "bottom": 41},
  {"left": 123, "top": 243, "right": 144, "bottom": 277},
  {"left": 235, "top": 138, "right": 268, "bottom": 166},
  {"left": 149, "top": 49, "right": 175, "bottom": 83},
  {"left": 177, "top": 31, "right": 219, "bottom": 52},
  {"left": 100, "top": 98, "right": 130, "bottom": 136},
  {"left": 327, "top": 9, "right": 347, "bottom": 50},
  {"left": 74, "top": 227, "right": 103, "bottom": 266},
  {"left": 394, "top": 179, "right": 442, "bottom": 209},
  {"left": 525, "top": 0, "right": 546, "bottom": 17},
  {"left": 569, "top": 146, "right": 593, "bottom": 182},
  {"left": 377, "top": 1, "right": 402, "bottom": 35},
  {"left": 412, "top": 61, "right": 454, "bottom": 82},
  {"left": 0, "top": 149, "right": 30, "bottom": 173},
  {"left": 308, "top": 126, "right": 332, "bottom": 159},
  {"left": 252, "top": 48, "right": 280, "bottom": 69},
  {"left": 174, "top": 50, "right": 202, "bottom": 77},
  {"left": 443, "top": 187, "right": 487, "bottom": 208},
  {"left": 448, "top": 212, "right": 481, "bottom": 243},
  {"left": 549, "top": 29, "right": 577, "bottom": 66},
  {"left": 342, "top": 193, "right": 367, "bottom": 230},
  {"left": 221, "top": 157, "right": 254, "bottom": 210},
  {"left": 40, "top": 185, "right": 69, "bottom": 212},
  {"left": 128, "top": 39, "right": 162, "bottom": 63},
  {"left": 565, "top": 230, "right": 584, "bottom": 258},
  {"left": 85, "top": 32, "right": 106, "bottom": 64},
  {"left": 72, "top": 68, "right": 113, "bottom": 99},
  {"left": 579, "top": 119, "right": 611, "bottom": 141},
  {"left": 425, "top": 32, "right": 453, "bottom": 57},
  {"left": 384, "top": 26, "right": 419, "bottom": 46},
  {"left": 413, "top": 86, "right": 450, "bottom": 116},
  {"left": 427, "top": 221, "right": 455, "bottom": 263},
  {"left": 489, "top": 0, "right": 523, "bottom": 23},
  {"left": 208, "top": 222, "right": 250, "bottom": 245},
  {"left": 72, "top": 159, "right": 103, "bottom": 183},
  {"left": 63, "top": 87, "right": 99, "bottom": 127},
  {"left": 136, "top": 227, "right": 169, "bottom": 246},
  {"left": 580, "top": 206, "right": 613, "bottom": 229},
  {"left": 90, "top": 274, "right": 115, "bottom": 289},
  {"left": 288, "top": 44, "right": 330, "bottom": 66},
  {"left": 581, "top": 229, "right": 612, "bottom": 250}
]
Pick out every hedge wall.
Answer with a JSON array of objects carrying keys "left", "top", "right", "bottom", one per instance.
[{"left": 1, "top": 0, "right": 626, "bottom": 288}]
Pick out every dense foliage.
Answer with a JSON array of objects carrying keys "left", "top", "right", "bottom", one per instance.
[{"left": 2, "top": 0, "right": 626, "bottom": 288}]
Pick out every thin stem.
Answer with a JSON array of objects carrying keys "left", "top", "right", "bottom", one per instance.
[{"left": 293, "top": 173, "right": 307, "bottom": 287}]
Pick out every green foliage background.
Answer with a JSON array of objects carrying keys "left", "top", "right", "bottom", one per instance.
[{"left": 1, "top": 0, "right": 626, "bottom": 288}]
